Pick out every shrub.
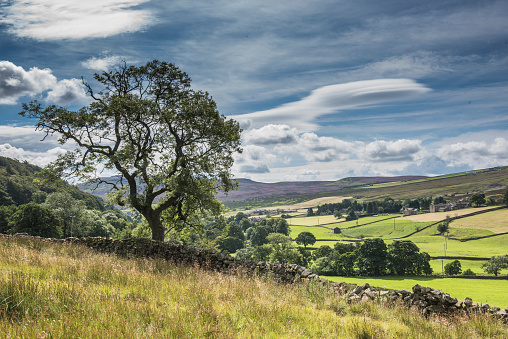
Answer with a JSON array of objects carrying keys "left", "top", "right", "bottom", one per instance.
[{"left": 462, "top": 268, "right": 476, "bottom": 276}]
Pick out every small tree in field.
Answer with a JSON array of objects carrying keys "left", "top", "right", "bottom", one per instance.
[
  {"left": 444, "top": 260, "right": 462, "bottom": 275},
  {"left": 481, "top": 256, "right": 508, "bottom": 276},
  {"left": 295, "top": 231, "right": 316, "bottom": 248},
  {"left": 20, "top": 60, "right": 242, "bottom": 241}
]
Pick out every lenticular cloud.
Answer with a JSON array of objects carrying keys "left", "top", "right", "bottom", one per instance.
[{"left": 231, "top": 79, "right": 431, "bottom": 131}]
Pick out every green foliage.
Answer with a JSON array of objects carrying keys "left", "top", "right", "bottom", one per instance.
[
  {"left": 462, "top": 268, "right": 476, "bottom": 276},
  {"left": 226, "top": 222, "right": 245, "bottom": 242},
  {"left": 470, "top": 193, "right": 486, "bottom": 207},
  {"left": 0, "top": 205, "right": 17, "bottom": 234},
  {"left": 215, "top": 235, "right": 244, "bottom": 254},
  {"left": 307, "top": 207, "right": 314, "bottom": 216},
  {"left": 311, "top": 257, "right": 334, "bottom": 275},
  {"left": 295, "top": 231, "right": 316, "bottom": 248},
  {"left": 313, "top": 245, "right": 333, "bottom": 260},
  {"left": 257, "top": 218, "right": 290, "bottom": 236},
  {"left": 355, "top": 238, "right": 388, "bottom": 276},
  {"left": 0, "top": 156, "right": 107, "bottom": 211},
  {"left": 387, "top": 240, "right": 432, "bottom": 276},
  {"left": 444, "top": 260, "right": 462, "bottom": 275},
  {"left": 481, "top": 255, "right": 508, "bottom": 276},
  {"left": 437, "top": 222, "right": 449, "bottom": 235},
  {"left": 20, "top": 60, "right": 241, "bottom": 241},
  {"left": 503, "top": 190, "right": 508, "bottom": 205},
  {"left": 250, "top": 226, "right": 269, "bottom": 246},
  {"left": 331, "top": 252, "right": 357, "bottom": 276},
  {"left": 9, "top": 202, "right": 63, "bottom": 238}
]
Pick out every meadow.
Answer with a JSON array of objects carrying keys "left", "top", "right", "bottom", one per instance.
[{"left": 1, "top": 237, "right": 507, "bottom": 338}]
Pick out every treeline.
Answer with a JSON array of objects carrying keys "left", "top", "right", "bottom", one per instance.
[
  {"left": 309, "top": 239, "right": 432, "bottom": 276},
  {"left": 315, "top": 197, "right": 436, "bottom": 215}
]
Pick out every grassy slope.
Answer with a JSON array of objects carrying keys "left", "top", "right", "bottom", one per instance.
[{"left": 1, "top": 237, "right": 507, "bottom": 338}]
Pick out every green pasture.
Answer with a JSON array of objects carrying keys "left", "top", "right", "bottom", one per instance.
[
  {"left": 340, "top": 219, "right": 433, "bottom": 239},
  {"left": 324, "top": 275, "right": 508, "bottom": 308},
  {"left": 409, "top": 234, "right": 508, "bottom": 258},
  {"left": 290, "top": 225, "right": 345, "bottom": 240}
]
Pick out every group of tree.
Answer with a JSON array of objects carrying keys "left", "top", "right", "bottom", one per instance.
[
  {"left": 310, "top": 239, "right": 433, "bottom": 276},
  {"left": 315, "top": 197, "right": 432, "bottom": 216},
  {"left": 0, "top": 156, "right": 106, "bottom": 210},
  {"left": 0, "top": 192, "right": 134, "bottom": 238}
]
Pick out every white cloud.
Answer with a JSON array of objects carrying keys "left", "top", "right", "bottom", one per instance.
[
  {"left": 82, "top": 54, "right": 129, "bottom": 71},
  {"left": 230, "top": 79, "right": 431, "bottom": 131},
  {"left": 363, "top": 139, "right": 423, "bottom": 162},
  {"left": 297, "top": 133, "right": 358, "bottom": 162},
  {"left": 437, "top": 138, "right": 508, "bottom": 168},
  {"left": 243, "top": 124, "right": 298, "bottom": 145},
  {"left": 0, "top": 61, "right": 88, "bottom": 105},
  {"left": 2, "top": 0, "right": 153, "bottom": 40},
  {"left": 46, "top": 79, "right": 89, "bottom": 105},
  {"left": 0, "top": 61, "right": 56, "bottom": 104}
]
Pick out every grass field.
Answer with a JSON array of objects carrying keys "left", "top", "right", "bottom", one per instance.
[
  {"left": 449, "top": 209, "right": 508, "bottom": 234},
  {"left": 4, "top": 237, "right": 506, "bottom": 338},
  {"left": 398, "top": 207, "right": 494, "bottom": 222},
  {"left": 323, "top": 276, "right": 508, "bottom": 309},
  {"left": 290, "top": 225, "right": 345, "bottom": 240},
  {"left": 340, "top": 219, "right": 434, "bottom": 239}
]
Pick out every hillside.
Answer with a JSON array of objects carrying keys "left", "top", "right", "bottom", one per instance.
[
  {"left": 224, "top": 166, "right": 508, "bottom": 210},
  {"left": 0, "top": 156, "right": 106, "bottom": 210},
  {"left": 1, "top": 236, "right": 506, "bottom": 338}
]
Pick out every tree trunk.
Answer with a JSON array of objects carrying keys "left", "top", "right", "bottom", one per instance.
[{"left": 146, "top": 214, "right": 165, "bottom": 241}]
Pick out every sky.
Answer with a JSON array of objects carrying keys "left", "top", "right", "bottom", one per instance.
[{"left": 0, "top": 0, "right": 507, "bottom": 182}]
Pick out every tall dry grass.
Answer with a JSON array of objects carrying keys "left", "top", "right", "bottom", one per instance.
[{"left": 0, "top": 237, "right": 506, "bottom": 338}]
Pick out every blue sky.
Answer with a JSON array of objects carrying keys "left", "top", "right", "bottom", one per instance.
[{"left": 0, "top": 0, "right": 507, "bottom": 182}]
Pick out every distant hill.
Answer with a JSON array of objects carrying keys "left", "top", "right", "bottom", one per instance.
[
  {"left": 75, "top": 166, "right": 508, "bottom": 210},
  {"left": 0, "top": 156, "right": 107, "bottom": 210},
  {"left": 216, "top": 176, "right": 427, "bottom": 202},
  {"left": 222, "top": 167, "right": 508, "bottom": 210}
]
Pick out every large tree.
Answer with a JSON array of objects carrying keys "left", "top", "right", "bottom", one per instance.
[{"left": 20, "top": 60, "right": 242, "bottom": 241}]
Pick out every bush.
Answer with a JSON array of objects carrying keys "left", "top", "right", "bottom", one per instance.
[{"left": 462, "top": 268, "right": 476, "bottom": 276}]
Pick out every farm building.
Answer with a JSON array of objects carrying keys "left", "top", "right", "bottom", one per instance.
[{"left": 331, "top": 227, "right": 340, "bottom": 234}]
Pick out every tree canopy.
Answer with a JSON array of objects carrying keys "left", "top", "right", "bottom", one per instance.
[
  {"left": 295, "top": 231, "right": 317, "bottom": 248},
  {"left": 20, "top": 60, "right": 242, "bottom": 241}
]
